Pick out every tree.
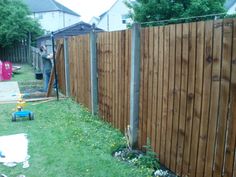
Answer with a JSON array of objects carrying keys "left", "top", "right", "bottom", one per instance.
[
  {"left": 0, "top": 0, "right": 43, "bottom": 47},
  {"left": 126, "top": 0, "right": 226, "bottom": 24}
]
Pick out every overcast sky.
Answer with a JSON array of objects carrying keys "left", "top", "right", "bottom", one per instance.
[{"left": 55, "top": 0, "right": 117, "bottom": 22}]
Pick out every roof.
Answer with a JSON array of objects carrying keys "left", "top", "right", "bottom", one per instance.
[
  {"left": 24, "top": 0, "right": 80, "bottom": 16},
  {"left": 37, "top": 21, "right": 103, "bottom": 42},
  {"left": 225, "top": 0, "right": 236, "bottom": 10}
]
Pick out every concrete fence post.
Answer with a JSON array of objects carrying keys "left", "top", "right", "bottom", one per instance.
[
  {"left": 64, "top": 37, "right": 70, "bottom": 97},
  {"left": 90, "top": 30, "right": 98, "bottom": 115},
  {"left": 129, "top": 23, "right": 141, "bottom": 149}
]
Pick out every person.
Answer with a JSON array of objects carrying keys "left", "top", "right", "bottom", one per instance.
[{"left": 40, "top": 45, "right": 53, "bottom": 92}]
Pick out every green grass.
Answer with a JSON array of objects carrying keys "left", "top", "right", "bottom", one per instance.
[
  {"left": 0, "top": 64, "right": 153, "bottom": 177},
  {"left": 11, "top": 64, "right": 36, "bottom": 82},
  {"left": 11, "top": 64, "right": 43, "bottom": 92}
]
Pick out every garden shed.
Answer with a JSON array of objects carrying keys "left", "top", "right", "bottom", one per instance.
[{"left": 36, "top": 21, "right": 103, "bottom": 52}]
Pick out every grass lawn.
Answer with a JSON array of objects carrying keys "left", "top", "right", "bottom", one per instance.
[{"left": 0, "top": 65, "right": 152, "bottom": 177}]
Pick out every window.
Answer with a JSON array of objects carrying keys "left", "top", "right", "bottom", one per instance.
[
  {"left": 36, "top": 13, "right": 43, "bottom": 20},
  {"left": 121, "top": 14, "right": 129, "bottom": 24}
]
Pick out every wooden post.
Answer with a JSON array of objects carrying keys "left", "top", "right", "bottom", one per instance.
[
  {"left": 46, "top": 44, "right": 63, "bottom": 97},
  {"left": 90, "top": 29, "right": 98, "bottom": 115},
  {"left": 28, "top": 32, "right": 31, "bottom": 65},
  {"left": 129, "top": 23, "right": 141, "bottom": 149},
  {"left": 64, "top": 37, "right": 70, "bottom": 97}
]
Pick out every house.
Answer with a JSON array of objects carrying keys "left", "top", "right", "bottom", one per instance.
[
  {"left": 94, "top": 0, "right": 133, "bottom": 31},
  {"left": 36, "top": 21, "right": 103, "bottom": 52},
  {"left": 24, "top": 0, "right": 81, "bottom": 33},
  {"left": 89, "top": 17, "right": 100, "bottom": 26},
  {"left": 225, "top": 0, "right": 236, "bottom": 14}
]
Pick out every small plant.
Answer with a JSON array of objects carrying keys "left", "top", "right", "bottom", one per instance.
[
  {"left": 112, "top": 129, "right": 160, "bottom": 172},
  {"left": 138, "top": 138, "right": 160, "bottom": 170}
]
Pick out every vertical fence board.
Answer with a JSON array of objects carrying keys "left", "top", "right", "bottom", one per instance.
[
  {"left": 182, "top": 22, "right": 196, "bottom": 176},
  {"left": 124, "top": 30, "right": 129, "bottom": 129},
  {"left": 147, "top": 27, "right": 154, "bottom": 144},
  {"left": 214, "top": 18, "right": 233, "bottom": 177},
  {"left": 111, "top": 32, "right": 116, "bottom": 126},
  {"left": 165, "top": 24, "right": 176, "bottom": 168},
  {"left": 223, "top": 18, "right": 236, "bottom": 177},
  {"left": 156, "top": 26, "right": 164, "bottom": 155},
  {"left": 176, "top": 23, "right": 189, "bottom": 175},
  {"left": 161, "top": 25, "right": 170, "bottom": 164},
  {"left": 151, "top": 27, "right": 159, "bottom": 151},
  {"left": 170, "top": 23, "right": 181, "bottom": 172},
  {"left": 190, "top": 21, "right": 205, "bottom": 177},
  {"left": 204, "top": 19, "right": 223, "bottom": 177},
  {"left": 196, "top": 20, "right": 213, "bottom": 177}
]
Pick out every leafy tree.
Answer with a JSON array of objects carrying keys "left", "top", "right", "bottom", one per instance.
[
  {"left": 126, "top": 0, "right": 226, "bottom": 24},
  {"left": 0, "top": 0, "right": 43, "bottom": 47}
]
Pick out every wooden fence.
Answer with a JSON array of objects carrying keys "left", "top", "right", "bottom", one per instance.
[
  {"left": 31, "top": 47, "right": 43, "bottom": 71},
  {"left": 0, "top": 43, "right": 29, "bottom": 63},
  {"left": 97, "top": 30, "right": 131, "bottom": 131},
  {"left": 56, "top": 18, "right": 236, "bottom": 177},
  {"left": 57, "top": 36, "right": 91, "bottom": 109}
]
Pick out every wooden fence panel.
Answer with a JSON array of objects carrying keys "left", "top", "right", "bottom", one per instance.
[
  {"left": 137, "top": 18, "right": 236, "bottom": 177},
  {"left": 0, "top": 43, "right": 28, "bottom": 63},
  {"left": 97, "top": 31, "right": 131, "bottom": 132}
]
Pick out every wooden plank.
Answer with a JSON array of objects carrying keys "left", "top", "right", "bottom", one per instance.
[
  {"left": 97, "top": 33, "right": 102, "bottom": 117},
  {"left": 118, "top": 31, "right": 122, "bottom": 129},
  {"left": 196, "top": 20, "right": 213, "bottom": 177},
  {"left": 223, "top": 18, "right": 236, "bottom": 177},
  {"left": 124, "top": 30, "right": 129, "bottom": 129},
  {"left": 100, "top": 33, "right": 105, "bottom": 119},
  {"left": 176, "top": 23, "right": 188, "bottom": 175},
  {"left": 109, "top": 32, "right": 113, "bottom": 123},
  {"left": 107, "top": 32, "right": 111, "bottom": 123},
  {"left": 76, "top": 36, "right": 81, "bottom": 103},
  {"left": 147, "top": 27, "right": 154, "bottom": 145},
  {"left": 68, "top": 37, "right": 74, "bottom": 98},
  {"left": 151, "top": 27, "right": 159, "bottom": 151},
  {"left": 115, "top": 31, "right": 119, "bottom": 128},
  {"left": 170, "top": 23, "right": 181, "bottom": 172},
  {"left": 86, "top": 35, "right": 91, "bottom": 109},
  {"left": 46, "top": 43, "right": 63, "bottom": 97},
  {"left": 71, "top": 37, "right": 76, "bottom": 100},
  {"left": 156, "top": 26, "right": 164, "bottom": 155},
  {"left": 81, "top": 36, "right": 85, "bottom": 104},
  {"left": 214, "top": 18, "right": 233, "bottom": 177},
  {"left": 120, "top": 31, "right": 126, "bottom": 132},
  {"left": 76, "top": 36, "right": 80, "bottom": 103},
  {"left": 142, "top": 27, "right": 149, "bottom": 147},
  {"left": 182, "top": 22, "right": 197, "bottom": 176},
  {"left": 83, "top": 35, "right": 89, "bottom": 108},
  {"left": 138, "top": 28, "right": 145, "bottom": 148},
  {"left": 189, "top": 21, "right": 205, "bottom": 177},
  {"left": 103, "top": 33, "right": 107, "bottom": 121},
  {"left": 111, "top": 32, "right": 116, "bottom": 126},
  {"left": 165, "top": 24, "right": 176, "bottom": 168},
  {"left": 127, "top": 30, "right": 131, "bottom": 132},
  {"left": 161, "top": 25, "right": 170, "bottom": 164},
  {"left": 204, "top": 19, "right": 223, "bottom": 177}
]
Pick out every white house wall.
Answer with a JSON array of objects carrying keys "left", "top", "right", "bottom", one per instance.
[
  {"left": 32, "top": 11, "right": 80, "bottom": 33},
  {"left": 97, "top": 0, "right": 131, "bottom": 31},
  {"left": 227, "top": 3, "right": 236, "bottom": 14}
]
